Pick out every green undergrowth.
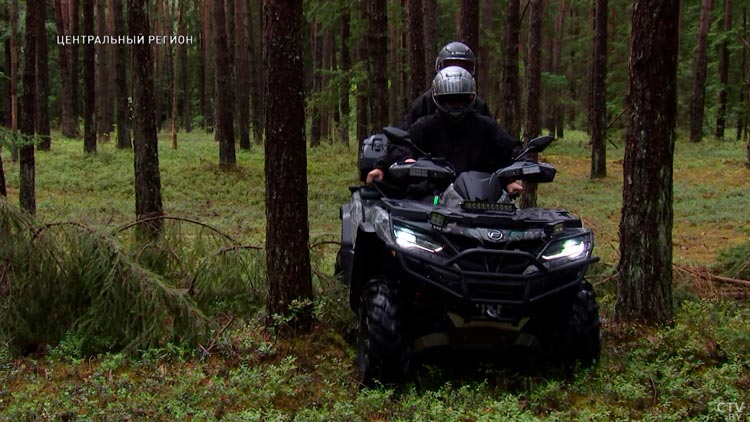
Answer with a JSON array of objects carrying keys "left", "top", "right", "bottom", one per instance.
[{"left": 1, "top": 130, "right": 750, "bottom": 420}]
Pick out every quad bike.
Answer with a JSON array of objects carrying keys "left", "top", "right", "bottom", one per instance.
[{"left": 337, "top": 127, "right": 601, "bottom": 385}]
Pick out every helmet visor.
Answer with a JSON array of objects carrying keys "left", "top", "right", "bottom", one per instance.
[{"left": 435, "top": 93, "right": 475, "bottom": 116}]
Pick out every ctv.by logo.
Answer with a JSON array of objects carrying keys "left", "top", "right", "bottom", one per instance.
[{"left": 716, "top": 402, "right": 746, "bottom": 421}]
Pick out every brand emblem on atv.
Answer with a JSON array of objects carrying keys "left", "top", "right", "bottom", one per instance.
[{"left": 486, "top": 230, "right": 504, "bottom": 242}]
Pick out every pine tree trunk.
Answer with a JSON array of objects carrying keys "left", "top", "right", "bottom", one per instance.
[
  {"left": 339, "top": 5, "right": 351, "bottom": 146},
  {"left": 321, "top": 27, "right": 333, "bottom": 142},
  {"left": 616, "top": 0, "right": 679, "bottom": 324},
  {"left": 200, "top": 0, "right": 214, "bottom": 132},
  {"left": 55, "top": 0, "right": 77, "bottom": 138},
  {"left": 551, "top": 0, "right": 568, "bottom": 138},
  {"left": 128, "top": 0, "right": 164, "bottom": 239},
  {"left": 356, "top": 2, "right": 369, "bottom": 143},
  {"left": 387, "top": 0, "right": 401, "bottom": 124},
  {"left": 367, "top": 0, "right": 388, "bottom": 132},
  {"left": 35, "top": 1, "right": 51, "bottom": 151},
  {"left": 423, "top": 0, "right": 437, "bottom": 83},
  {"left": 478, "top": 0, "right": 492, "bottom": 104},
  {"left": 408, "top": 0, "right": 426, "bottom": 99},
  {"left": 214, "top": 0, "right": 236, "bottom": 169},
  {"left": 2, "top": 40, "right": 9, "bottom": 128},
  {"left": 96, "top": 0, "right": 111, "bottom": 137},
  {"left": 20, "top": 0, "right": 39, "bottom": 214},
  {"left": 70, "top": 0, "right": 80, "bottom": 136},
  {"left": 235, "top": 0, "right": 250, "bottom": 149},
  {"left": 520, "top": 0, "right": 543, "bottom": 209},
  {"left": 113, "top": 0, "right": 130, "bottom": 149},
  {"left": 83, "top": 0, "right": 96, "bottom": 153},
  {"left": 10, "top": 0, "right": 19, "bottom": 162},
  {"left": 263, "top": 0, "right": 313, "bottom": 329},
  {"left": 179, "top": 0, "right": 191, "bottom": 133},
  {"left": 459, "top": 0, "right": 479, "bottom": 53},
  {"left": 501, "top": 0, "right": 521, "bottom": 138},
  {"left": 715, "top": 0, "right": 732, "bottom": 140},
  {"left": 590, "top": 0, "right": 607, "bottom": 179},
  {"left": 310, "top": 22, "right": 323, "bottom": 147},
  {"left": 689, "top": 0, "right": 714, "bottom": 143},
  {"left": 248, "top": 0, "right": 262, "bottom": 145},
  {"left": 738, "top": 7, "right": 747, "bottom": 141}
]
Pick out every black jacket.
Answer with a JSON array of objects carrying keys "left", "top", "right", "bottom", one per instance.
[
  {"left": 401, "top": 89, "right": 493, "bottom": 129},
  {"left": 376, "top": 111, "right": 522, "bottom": 175}
]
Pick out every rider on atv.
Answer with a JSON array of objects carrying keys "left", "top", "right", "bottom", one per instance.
[{"left": 367, "top": 66, "right": 524, "bottom": 196}]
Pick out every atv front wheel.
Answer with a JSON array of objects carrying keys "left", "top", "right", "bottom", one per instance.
[
  {"left": 357, "top": 276, "right": 410, "bottom": 385},
  {"left": 544, "top": 281, "right": 601, "bottom": 368}
]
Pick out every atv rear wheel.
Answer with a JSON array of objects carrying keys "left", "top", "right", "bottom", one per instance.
[
  {"left": 543, "top": 281, "right": 601, "bottom": 368},
  {"left": 357, "top": 276, "right": 410, "bottom": 385}
]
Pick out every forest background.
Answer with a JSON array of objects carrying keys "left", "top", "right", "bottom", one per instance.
[{"left": 1, "top": 0, "right": 750, "bottom": 420}]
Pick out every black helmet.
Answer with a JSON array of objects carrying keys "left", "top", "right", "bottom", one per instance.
[
  {"left": 432, "top": 66, "right": 476, "bottom": 120},
  {"left": 435, "top": 41, "right": 476, "bottom": 74}
]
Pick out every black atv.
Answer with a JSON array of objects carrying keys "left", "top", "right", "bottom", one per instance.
[{"left": 337, "top": 127, "right": 601, "bottom": 385}]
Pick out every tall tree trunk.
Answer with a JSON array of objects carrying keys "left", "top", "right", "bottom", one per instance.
[
  {"left": 235, "top": 0, "right": 250, "bottom": 149},
  {"left": 616, "top": 0, "right": 679, "bottom": 324},
  {"left": 200, "top": 0, "right": 214, "bottom": 132},
  {"left": 214, "top": 0, "right": 236, "bottom": 169},
  {"left": 356, "top": 1, "right": 370, "bottom": 143},
  {"left": 128, "top": 0, "right": 164, "bottom": 239},
  {"left": 10, "top": 0, "right": 19, "bottom": 162},
  {"left": 20, "top": 0, "right": 39, "bottom": 214},
  {"left": 339, "top": 5, "right": 351, "bottom": 146},
  {"left": 689, "top": 0, "right": 714, "bottom": 143},
  {"left": 478, "top": 0, "right": 492, "bottom": 104},
  {"left": 55, "top": 0, "right": 77, "bottom": 138},
  {"left": 501, "top": 0, "right": 521, "bottom": 138},
  {"left": 520, "top": 0, "right": 543, "bottom": 209},
  {"left": 178, "top": 0, "right": 191, "bottom": 133},
  {"left": 738, "top": 7, "right": 747, "bottom": 141},
  {"left": 551, "top": 0, "right": 568, "bottom": 138},
  {"left": 423, "top": 0, "right": 437, "bottom": 83},
  {"left": 2, "top": 40, "right": 9, "bottom": 128},
  {"left": 715, "top": 0, "right": 732, "bottom": 139},
  {"left": 387, "top": 0, "right": 401, "bottom": 124},
  {"left": 590, "top": 0, "right": 607, "bottom": 179},
  {"left": 459, "top": 0, "right": 479, "bottom": 53},
  {"left": 367, "top": 0, "right": 388, "bottom": 132},
  {"left": 321, "top": 27, "right": 333, "bottom": 142},
  {"left": 83, "top": 0, "right": 96, "bottom": 153},
  {"left": 263, "top": 0, "right": 313, "bottom": 329},
  {"left": 35, "top": 0, "right": 51, "bottom": 151},
  {"left": 70, "top": 0, "right": 80, "bottom": 136},
  {"left": 248, "top": 0, "right": 262, "bottom": 145},
  {"left": 96, "top": 0, "right": 112, "bottom": 137},
  {"left": 113, "top": 0, "right": 130, "bottom": 148},
  {"left": 408, "top": 0, "right": 426, "bottom": 99}
]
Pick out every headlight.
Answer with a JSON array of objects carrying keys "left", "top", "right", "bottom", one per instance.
[
  {"left": 541, "top": 237, "right": 588, "bottom": 261},
  {"left": 393, "top": 226, "right": 444, "bottom": 253}
]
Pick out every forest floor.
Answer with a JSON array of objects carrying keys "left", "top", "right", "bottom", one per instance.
[{"left": 1, "top": 130, "right": 750, "bottom": 421}]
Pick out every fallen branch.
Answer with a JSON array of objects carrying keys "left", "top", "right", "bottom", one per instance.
[{"left": 199, "top": 315, "right": 235, "bottom": 356}]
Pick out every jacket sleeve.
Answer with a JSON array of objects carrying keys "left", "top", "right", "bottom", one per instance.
[{"left": 374, "top": 128, "right": 419, "bottom": 171}]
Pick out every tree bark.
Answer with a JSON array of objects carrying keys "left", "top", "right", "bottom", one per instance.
[
  {"left": 739, "top": 7, "right": 747, "bottom": 142},
  {"left": 339, "top": 5, "right": 351, "bottom": 146},
  {"left": 199, "top": 0, "right": 214, "bottom": 132},
  {"left": 179, "top": 0, "right": 192, "bottom": 133},
  {"left": 263, "top": 0, "right": 313, "bottom": 329},
  {"left": 501, "top": 0, "right": 521, "bottom": 138},
  {"left": 616, "top": 0, "right": 679, "bottom": 324},
  {"left": 715, "top": 0, "right": 732, "bottom": 139},
  {"left": 478, "top": 0, "right": 492, "bottom": 103},
  {"left": 96, "top": 0, "right": 112, "bottom": 137},
  {"left": 408, "top": 0, "right": 426, "bottom": 99},
  {"left": 356, "top": 1, "right": 369, "bottom": 143},
  {"left": 310, "top": 22, "right": 323, "bottom": 147},
  {"left": 20, "top": 0, "right": 39, "bottom": 214},
  {"left": 551, "top": 0, "right": 568, "bottom": 138},
  {"left": 423, "top": 0, "right": 437, "bottom": 83},
  {"left": 83, "top": 0, "right": 96, "bottom": 153},
  {"left": 55, "top": 0, "right": 77, "bottom": 138},
  {"left": 520, "top": 0, "right": 543, "bottom": 209},
  {"left": 387, "top": 0, "right": 402, "bottom": 124},
  {"left": 70, "top": 0, "right": 80, "bottom": 136},
  {"left": 459, "top": 0, "right": 479, "bottom": 53},
  {"left": 689, "top": 0, "right": 714, "bottom": 142},
  {"left": 214, "top": 0, "right": 236, "bottom": 168},
  {"left": 128, "top": 0, "right": 164, "bottom": 239},
  {"left": 10, "top": 0, "right": 19, "bottom": 161},
  {"left": 35, "top": 0, "right": 51, "bottom": 151},
  {"left": 235, "top": 0, "right": 250, "bottom": 149},
  {"left": 367, "top": 0, "right": 388, "bottom": 132},
  {"left": 590, "top": 0, "right": 607, "bottom": 179},
  {"left": 248, "top": 0, "right": 263, "bottom": 145},
  {"left": 113, "top": 0, "right": 130, "bottom": 148}
]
